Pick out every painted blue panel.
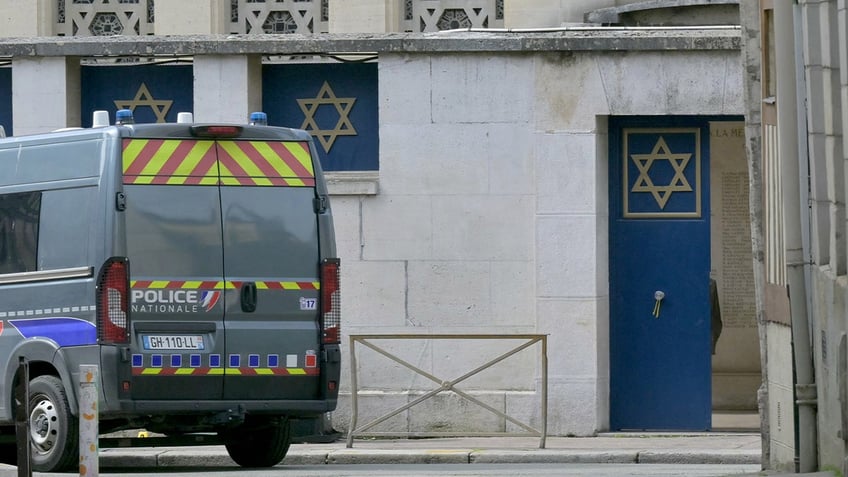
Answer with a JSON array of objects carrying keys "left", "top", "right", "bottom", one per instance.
[
  {"left": 81, "top": 64, "right": 193, "bottom": 127},
  {"left": 609, "top": 116, "right": 717, "bottom": 431},
  {"left": 263, "top": 63, "right": 378, "bottom": 171},
  {"left": 0, "top": 67, "right": 11, "bottom": 136},
  {"left": 9, "top": 317, "right": 96, "bottom": 347}
]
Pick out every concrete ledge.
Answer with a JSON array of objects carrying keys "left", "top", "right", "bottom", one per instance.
[
  {"left": 0, "top": 29, "right": 740, "bottom": 58},
  {"left": 326, "top": 171, "right": 379, "bottom": 196},
  {"left": 585, "top": 0, "right": 739, "bottom": 24}
]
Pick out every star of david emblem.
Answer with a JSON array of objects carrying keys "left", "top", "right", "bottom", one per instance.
[
  {"left": 114, "top": 83, "right": 173, "bottom": 123},
  {"left": 297, "top": 81, "right": 357, "bottom": 153},
  {"left": 629, "top": 136, "right": 693, "bottom": 209}
]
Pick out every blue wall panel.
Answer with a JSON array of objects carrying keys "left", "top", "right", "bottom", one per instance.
[
  {"left": 79, "top": 62, "right": 376, "bottom": 172},
  {"left": 263, "top": 63, "right": 378, "bottom": 171},
  {"left": 0, "top": 68, "right": 11, "bottom": 136},
  {"left": 81, "top": 64, "right": 193, "bottom": 127}
]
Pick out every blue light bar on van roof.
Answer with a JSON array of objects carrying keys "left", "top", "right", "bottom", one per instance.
[
  {"left": 116, "top": 109, "right": 134, "bottom": 125},
  {"left": 190, "top": 125, "right": 243, "bottom": 138},
  {"left": 249, "top": 112, "right": 268, "bottom": 126}
]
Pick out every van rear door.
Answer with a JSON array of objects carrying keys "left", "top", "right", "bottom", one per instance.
[
  {"left": 123, "top": 139, "right": 226, "bottom": 400},
  {"left": 123, "top": 136, "right": 322, "bottom": 403},
  {"left": 215, "top": 140, "right": 321, "bottom": 400}
]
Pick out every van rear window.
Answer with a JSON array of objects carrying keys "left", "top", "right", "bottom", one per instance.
[{"left": 0, "top": 191, "right": 40, "bottom": 274}]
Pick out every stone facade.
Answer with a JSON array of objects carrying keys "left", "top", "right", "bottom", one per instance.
[{"left": 0, "top": 0, "right": 762, "bottom": 446}]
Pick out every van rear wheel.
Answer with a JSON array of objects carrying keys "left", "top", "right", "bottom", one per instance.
[
  {"left": 222, "top": 417, "right": 291, "bottom": 468},
  {"left": 28, "top": 375, "right": 78, "bottom": 472}
]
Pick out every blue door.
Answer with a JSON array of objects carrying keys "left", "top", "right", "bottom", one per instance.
[{"left": 609, "top": 117, "right": 712, "bottom": 430}]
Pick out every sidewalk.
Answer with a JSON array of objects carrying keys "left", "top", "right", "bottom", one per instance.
[{"left": 96, "top": 432, "right": 764, "bottom": 468}]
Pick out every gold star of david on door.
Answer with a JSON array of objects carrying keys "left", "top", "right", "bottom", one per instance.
[
  {"left": 297, "top": 81, "right": 357, "bottom": 153},
  {"left": 114, "top": 83, "right": 173, "bottom": 123},
  {"left": 623, "top": 129, "right": 701, "bottom": 219},
  {"left": 630, "top": 136, "right": 692, "bottom": 209}
]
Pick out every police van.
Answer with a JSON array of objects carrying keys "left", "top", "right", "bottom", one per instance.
[{"left": 0, "top": 111, "right": 341, "bottom": 472}]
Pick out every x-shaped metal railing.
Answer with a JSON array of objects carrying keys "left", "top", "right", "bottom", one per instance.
[{"left": 346, "top": 334, "right": 548, "bottom": 448}]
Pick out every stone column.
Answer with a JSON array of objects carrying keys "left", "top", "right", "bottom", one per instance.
[
  {"left": 193, "top": 55, "right": 262, "bottom": 124},
  {"left": 0, "top": 0, "right": 54, "bottom": 37},
  {"left": 12, "top": 57, "right": 81, "bottom": 135},
  {"left": 329, "top": 0, "right": 399, "bottom": 33},
  {"left": 155, "top": 0, "right": 229, "bottom": 35}
]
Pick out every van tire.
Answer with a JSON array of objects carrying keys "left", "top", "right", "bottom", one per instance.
[
  {"left": 222, "top": 418, "right": 291, "bottom": 467},
  {"left": 28, "top": 375, "right": 78, "bottom": 472}
]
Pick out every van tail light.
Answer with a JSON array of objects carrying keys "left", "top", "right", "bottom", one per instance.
[
  {"left": 320, "top": 258, "right": 340, "bottom": 345},
  {"left": 190, "top": 125, "right": 243, "bottom": 138},
  {"left": 96, "top": 257, "right": 130, "bottom": 344}
]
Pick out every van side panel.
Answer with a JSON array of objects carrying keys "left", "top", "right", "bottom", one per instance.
[
  {"left": 0, "top": 131, "right": 113, "bottom": 421},
  {"left": 0, "top": 135, "right": 105, "bottom": 187},
  {"left": 39, "top": 187, "right": 95, "bottom": 269}
]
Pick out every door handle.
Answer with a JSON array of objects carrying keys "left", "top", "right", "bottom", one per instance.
[
  {"left": 653, "top": 290, "right": 665, "bottom": 318},
  {"left": 241, "top": 281, "right": 257, "bottom": 313}
]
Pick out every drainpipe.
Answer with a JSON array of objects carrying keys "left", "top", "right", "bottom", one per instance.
[{"left": 774, "top": 1, "right": 817, "bottom": 472}]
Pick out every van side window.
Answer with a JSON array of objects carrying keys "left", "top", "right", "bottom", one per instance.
[{"left": 0, "top": 191, "right": 41, "bottom": 274}]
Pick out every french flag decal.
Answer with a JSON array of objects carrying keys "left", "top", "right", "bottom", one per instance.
[{"left": 200, "top": 291, "right": 220, "bottom": 312}]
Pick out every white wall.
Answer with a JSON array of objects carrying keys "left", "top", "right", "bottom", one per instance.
[
  {"left": 11, "top": 57, "right": 80, "bottom": 134},
  {"left": 333, "top": 48, "right": 745, "bottom": 436}
]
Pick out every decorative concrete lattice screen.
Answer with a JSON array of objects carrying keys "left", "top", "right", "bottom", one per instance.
[
  {"left": 402, "top": 0, "right": 504, "bottom": 32},
  {"left": 56, "top": 0, "right": 154, "bottom": 36},
  {"left": 230, "top": 0, "right": 328, "bottom": 34}
]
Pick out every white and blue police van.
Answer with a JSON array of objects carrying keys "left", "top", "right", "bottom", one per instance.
[{"left": 0, "top": 110, "right": 341, "bottom": 471}]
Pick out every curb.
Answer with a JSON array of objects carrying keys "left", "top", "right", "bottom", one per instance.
[
  {"left": 470, "top": 449, "right": 638, "bottom": 464},
  {"left": 97, "top": 447, "right": 761, "bottom": 468},
  {"left": 636, "top": 450, "right": 761, "bottom": 465}
]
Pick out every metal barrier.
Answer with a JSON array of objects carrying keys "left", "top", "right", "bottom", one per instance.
[
  {"left": 79, "top": 365, "right": 99, "bottom": 477},
  {"left": 346, "top": 334, "right": 548, "bottom": 449},
  {"left": 15, "top": 358, "right": 30, "bottom": 477}
]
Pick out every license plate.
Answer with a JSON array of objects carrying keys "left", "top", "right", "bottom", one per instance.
[{"left": 142, "top": 335, "right": 205, "bottom": 350}]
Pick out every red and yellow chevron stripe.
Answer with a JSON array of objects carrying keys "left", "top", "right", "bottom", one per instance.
[
  {"left": 123, "top": 139, "right": 217, "bottom": 185},
  {"left": 255, "top": 281, "right": 319, "bottom": 290},
  {"left": 132, "top": 367, "right": 319, "bottom": 376},
  {"left": 131, "top": 280, "right": 319, "bottom": 290},
  {"left": 122, "top": 139, "right": 315, "bottom": 186},
  {"left": 217, "top": 140, "right": 315, "bottom": 187}
]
